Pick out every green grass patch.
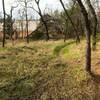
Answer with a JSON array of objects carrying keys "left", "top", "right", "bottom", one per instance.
[
  {"left": 53, "top": 43, "right": 68, "bottom": 56},
  {"left": 53, "top": 40, "right": 76, "bottom": 56}
]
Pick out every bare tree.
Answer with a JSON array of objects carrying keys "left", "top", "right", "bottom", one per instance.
[
  {"left": 59, "top": 0, "right": 80, "bottom": 43},
  {"left": 2, "top": 0, "right": 6, "bottom": 47},
  {"left": 10, "top": 5, "right": 18, "bottom": 42},
  {"left": 18, "top": 9, "right": 24, "bottom": 39},
  {"left": 25, "top": 0, "right": 29, "bottom": 43},
  {"left": 30, "top": 0, "right": 50, "bottom": 40},
  {"left": 17, "top": 0, "right": 32, "bottom": 43},
  {"left": 76, "top": 0, "right": 92, "bottom": 73}
]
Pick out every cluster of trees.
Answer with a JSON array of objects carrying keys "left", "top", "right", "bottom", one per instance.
[{"left": 1, "top": 0, "right": 100, "bottom": 73}]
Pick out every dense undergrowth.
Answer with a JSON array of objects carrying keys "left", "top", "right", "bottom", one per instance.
[{"left": 0, "top": 40, "right": 97, "bottom": 100}]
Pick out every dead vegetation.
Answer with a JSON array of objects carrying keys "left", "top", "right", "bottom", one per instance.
[{"left": 0, "top": 40, "right": 99, "bottom": 100}]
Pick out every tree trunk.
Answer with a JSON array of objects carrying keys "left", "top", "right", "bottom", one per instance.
[
  {"left": 25, "top": 1, "right": 29, "bottom": 43},
  {"left": 86, "top": 0, "right": 97, "bottom": 51},
  {"left": 77, "top": 0, "right": 92, "bottom": 73},
  {"left": 37, "top": 4, "right": 49, "bottom": 40},
  {"left": 21, "top": 22, "right": 24, "bottom": 39},
  {"left": 41, "top": 16, "right": 49, "bottom": 40},
  {"left": 10, "top": 8, "right": 14, "bottom": 45},
  {"left": 2, "top": 0, "right": 6, "bottom": 47}
]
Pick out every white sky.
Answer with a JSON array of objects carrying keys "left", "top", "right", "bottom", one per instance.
[
  {"left": 0, "top": 0, "right": 62, "bottom": 12},
  {"left": 0, "top": 0, "right": 67, "bottom": 19}
]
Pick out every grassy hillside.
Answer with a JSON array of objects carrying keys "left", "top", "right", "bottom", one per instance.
[{"left": 0, "top": 40, "right": 100, "bottom": 100}]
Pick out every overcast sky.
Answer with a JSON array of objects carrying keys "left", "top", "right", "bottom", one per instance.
[
  {"left": 0, "top": 0, "right": 62, "bottom": 10},
  {"left": 0, "top": 0, "right": 68, "bottom": 19}
]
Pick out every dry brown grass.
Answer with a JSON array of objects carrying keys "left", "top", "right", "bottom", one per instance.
[{"left": 0, "top": 40, "right": 100, "bottom": 99}]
